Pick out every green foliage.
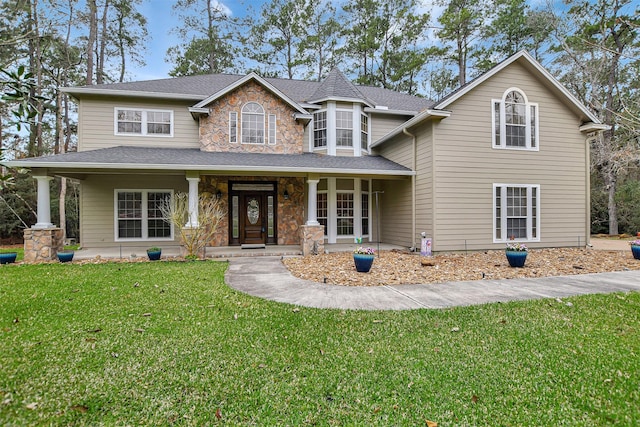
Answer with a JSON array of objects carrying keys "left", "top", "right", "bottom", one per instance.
[
  {"left": 1, "top": 262, "right": 639, "bottom": 424},
  {"left": 615, "top": 177, "right": 640, "bottom": 234},
  {"left": 167, "top": 0, "right": 236, "bottom": 76}
]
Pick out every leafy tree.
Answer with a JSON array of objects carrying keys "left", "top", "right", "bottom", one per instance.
[
  {"left": 342, "top": 0, "right": 432, "bottom": 93},
  {"left": 436, "top": 0, "right": 486, "bottom": 86},
  {"left": 300, "top": 0, "right": 343, "bottom": 81},
  {"left": 552, "top": 0, "right": 640, "bottom": 235},
  {"left": 167, "top": 0, "right": 236, "bottom": 76},
  {"left": 243, "top": 0, "right": 310, "bottom": 80}
]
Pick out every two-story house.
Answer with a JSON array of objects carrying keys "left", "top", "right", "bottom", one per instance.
[{"left": 5, "top": 51, "right": 607, "bottom": 261}]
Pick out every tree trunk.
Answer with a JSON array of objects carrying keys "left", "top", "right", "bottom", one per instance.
[
  {"left": 605, "top": 170, "right": 618, "bottom": 235},
  {"left": 96, "top": 0, "right": 110, "bottom": 84},
  {"left": 86, "top": 0, "right": 97, "bottom": 85}
]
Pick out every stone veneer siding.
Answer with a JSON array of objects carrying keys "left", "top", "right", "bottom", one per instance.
[
  {"left": 23, "top": 228, "right": 64, "bottom": 262},
  {"left": 299, "top": 224, "right": 325, "bottom": 256},
  {"left": 200, "top": 80, "right": 304, "bottom": 154},
  {"left": 200, "top": 176, "right": 305, "bottom": 246}
]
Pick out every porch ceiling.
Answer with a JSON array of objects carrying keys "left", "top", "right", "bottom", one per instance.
[{"left": 4, "top": 146, "right": 415, "bottom": 178}]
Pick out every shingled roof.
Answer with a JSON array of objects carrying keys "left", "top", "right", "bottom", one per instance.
[
  {"left": 64, "top": 71, "right": 433, "bottom": 113},
  {"left": 6, "top": 146, "right": 414, "bottom": 176}
]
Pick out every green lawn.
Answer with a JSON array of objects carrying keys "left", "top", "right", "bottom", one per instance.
[{"left": 1, "top": 261, "right": 638, "bottom": 426}]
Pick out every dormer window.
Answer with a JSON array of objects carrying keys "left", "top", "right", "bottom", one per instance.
[
  {"left": 492, "top": 88, "right": 538, "bottom": 150},
  {"left": 241, "top": 102, "right": 265, "bottom": 144}
]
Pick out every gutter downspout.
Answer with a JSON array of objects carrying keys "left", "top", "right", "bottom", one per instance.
[
  {"left": 403, "top": 128, "right": 417, "bottom": 251},
  {"left": 586, "top": 134, "right": 592, "bottom": 247}
]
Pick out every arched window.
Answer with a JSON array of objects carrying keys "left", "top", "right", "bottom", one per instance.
[
  {"left": 493, "top": 88, "right": 538, "bottom": 150},
  {"left": 241, "top": 102, "right": 265, "bottom": 144}
]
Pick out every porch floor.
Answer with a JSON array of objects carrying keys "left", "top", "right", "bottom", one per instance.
[{"left": 70, "top": 243, "right": 407, "bottom": 261}]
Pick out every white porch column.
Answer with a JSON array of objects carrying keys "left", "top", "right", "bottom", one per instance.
[
  {"left": 306, "top": 177, "right": 320, "bottom": 226},
  {"left": 186, "top": 175, "right": 200, "bottom": 228},
  {"left": 33, "top": 175, "right": 54, "bottom": 229}
]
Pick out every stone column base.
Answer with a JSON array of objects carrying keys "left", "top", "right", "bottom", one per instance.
[
  {"left": 23, "top": 228, "right": 64, "bottom": 262},
  {"left": 299, "top": 224, "right": 325, "bottom": 256}
]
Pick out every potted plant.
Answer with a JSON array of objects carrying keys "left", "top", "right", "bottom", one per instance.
[
  {"left": 0, "top": 250, "right": 18, "bottom": 264},
  {"left": 629, "top": 239, "right": 640, "bottom": 260},
  {"left": 57, "top": 250, "right": 74, "bottom": 263},
  {"left": 505, "top": 241, "right": 528, "bottom": 267},
  {"left": 147, "top": 246, "right": 162, "bottom": 261},
  {"left": 353, "top": 246, "right": 375, "bottom": 273}
]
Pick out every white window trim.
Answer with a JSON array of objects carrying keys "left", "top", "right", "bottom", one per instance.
[
  {"left": 313, "top": 109, "right": 328, "bottom": 150},
  {"left": 229, "top": 111, "right": 238, "bottom": 143},
  {"left": 360, "top": 112, "right": 370, "bottom": 153},
  {"left": 240, "top": 102, "right": 265, "bottom": 145},
  {"left": 114, "top": 107, "right": 174, "bottom": 137},
  {"left": 268, "top": 114, "right": 276, "bottom": 145},
  {"left": 335, "top": 108, "right": 354, "bottom": 148},
  {"left": 114, "top": 189, "right": 174, "bottom": 242},
  {"left": 493, "top": 183, "right": 540, "bottom": 243},
  {"left": 491, "top": 87, "right": 539, "bottom": 151}
]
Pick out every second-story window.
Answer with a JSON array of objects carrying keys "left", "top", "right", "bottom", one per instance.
[
  {"left": 336, "top": 110, "right": 353, "bottom": 147},
  {"left": 313, "top": 111, "right": 327, "bottom": 148},
  {"left": 115, "top": 108, "right": 173, "bottom": 137},
  {"left": 241, "top": 102, "right": 265, "bottom": 144},
  {"left": 361, "top": 113, "right": 369, "bottom": 151},
  {"left": 492, "top": 88, "right": 538, "bottom": 150}
]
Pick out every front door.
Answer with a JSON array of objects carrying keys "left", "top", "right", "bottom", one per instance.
[
  {"left": 242, "top": 193, "right": 266, "bottom": 245},
  {"left": 229, "top": 181, "right": 277, "bottom": 246}
]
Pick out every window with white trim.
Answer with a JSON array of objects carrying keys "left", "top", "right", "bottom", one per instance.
[
  {"left": 313, "top": 111, "right": 327, "bottom": 148},
  {"left": 361, "top": 180, "right": 369, "bottom": 236},
  {"left": 492, "top": 89, "right": 538, "bottom": 149},
  {"left": 114, "top": 108, "right": 173, "bottom": 136},
  {"left": 268, "top": 114, "right": 276, "bottom": 145},
  {"left": 360, "top": 114, "right": 369, "bottom": 151},
  {"left": 241, "top": 102, "right": 265, "bottom": 144},
  {"left": 115, "top": 190, "right": 173, "bottom": 241},
  {"left": 229, "top": 112, "right": 237, "bottom": 143},
  {"left": 494, "top": 184, "right": 539, "bottom": 242},
  {"left": 336, "top": 110, "right": 353, "bottom": 147}
]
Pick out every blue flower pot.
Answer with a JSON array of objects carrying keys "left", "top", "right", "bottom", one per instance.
[
  {"left": 506, "top": 250, "right": 527, "bottom": 268},
  {"left": 0, "top": 252, "right": 17, "bottom": 264},
  {"left": 57, "top": 251, "right": 74, "bottom": 263},
  {"left": 147, "top": 250, "right": 161, "bottom": 261},
  {"left": 353, "top": 254, "right": 375, "bottom": 273},
  {"left": 632, "top": 245, "right": 640, "bottom": 260}
]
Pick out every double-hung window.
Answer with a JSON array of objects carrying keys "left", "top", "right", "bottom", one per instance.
[
  {"left": 494, "top": 184, "right": 539, "bottom": 242},
  {"left": 360, "top": 114, "right": 369, "bottom": 151},
  {"left": 313, "top": 111, "right": 327, "bottom": 148},
  {"left": 492, "top": 89, "right": 538, "bottom": 150},
  {"left": 115, "top": 108, "right": 173, "bottom": 136},
  {"left": 336, "top": 110, "right": 353, "bottom": 147},
  {"left": 115, "top": 190, "right": 172, "bottom": 241}
]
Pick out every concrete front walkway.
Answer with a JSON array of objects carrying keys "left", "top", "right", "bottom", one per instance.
[{"left": 226, "top": 256, "right": 640, "bottom": 310}]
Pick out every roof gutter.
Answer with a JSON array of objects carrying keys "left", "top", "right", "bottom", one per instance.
[
  {"left": 371, "top": 109, "right": 451, "bottom": 148},
  {"left": 61, "top": 87, "right": 204, "bottom": 101},
  {"left": 2, "top": 160, "right": 415, "bottom": 177}
]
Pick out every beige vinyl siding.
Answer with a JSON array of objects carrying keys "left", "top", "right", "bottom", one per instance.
[
  {"left": 79, "top": 174, "right": 188, "bottom": 248},
  {"left": 378, "top": 178, "right": 412, "bottom": 247},
  {"left": 374, "top": 131, "right": 414, "bottom": 248},
  {"left": 77, "top": 97, "right": 200, "bottom": 151},
  {"left": 370, "top": 113, "right": 411, "bottom": 143},
  {"left": 414, "top": 121, "right": 434, "bottom": 248},
  {"left": 432, "top": 62, "right": 588, "bottom": 251}
]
